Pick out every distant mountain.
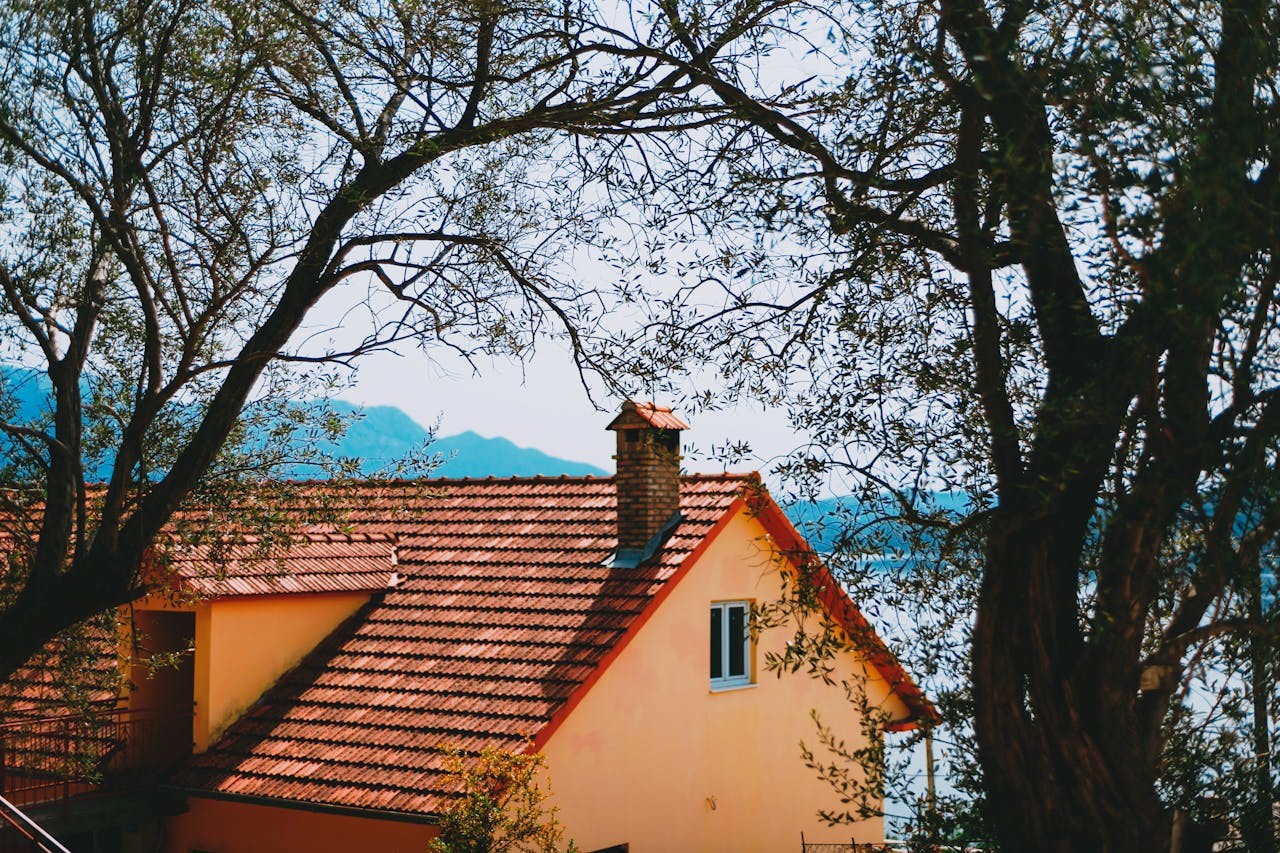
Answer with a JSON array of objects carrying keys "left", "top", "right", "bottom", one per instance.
[
  {"left": 433, "top": 431, "right": 606, "bottom": 478},
  {"left": 0, "top": 366, "right": 604, "bottom": 479},
  {"left": 325, "top": 401, "right": 606, "bottom": 478}
]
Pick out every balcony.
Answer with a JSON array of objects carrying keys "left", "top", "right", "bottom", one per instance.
[{"left": 0, "top": 706, "right": 193, "bottom": 851}]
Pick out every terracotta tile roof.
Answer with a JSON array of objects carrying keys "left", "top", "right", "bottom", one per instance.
[
  {"left": 607, "top": 400, "right": 690, "bottom": 431},
  {"left": 164, "top": 531, "right": 398, "bottom": 597},
  {"left": 170, "top": 475, "right": 748, "bottom": 816},
  {"left": 0, "top": 537, "right": 121, "bottom": 719},
  {"left": 0, "top": 618, "right": 121, "bottom": 717},
  {"left": 5, "top": 472, "right": 933, "bottom": 818},
  {"left": 633, "top": 402, "right": 689, "bottom": 430}
]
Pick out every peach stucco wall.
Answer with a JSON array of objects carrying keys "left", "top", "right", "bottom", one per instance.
[
  {"left": 131, "top": 591, "right": 370, "bottom": 751},
  {"left": 540, "top": 508, "right": 909, "bottom": 853},
  {"left": 164, "top": 796, "right": 436, "bottom": 853},
  {"left": 193, "top": 592, "right": 370, "bottom": 750}
]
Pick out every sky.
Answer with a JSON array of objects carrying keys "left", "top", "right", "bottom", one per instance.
[
  {"left": 290, "top": 223, "right": 809, "bottom": 482},
  {"left": 337, "top": 340, "right": 800, "bottom": 478}
]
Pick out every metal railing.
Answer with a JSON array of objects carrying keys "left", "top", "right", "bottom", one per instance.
[
  {"left": 0, "top": 705, "right": 193, "bottom": 814},
  {"left": 800, "top": 836, "right": 904, "bottom": 852},
  {"left": 801, "top": 841, "right": 984, "bottom": 853},
  {"left": 0, "top": 795, "right": 71, "bottom": 853}
]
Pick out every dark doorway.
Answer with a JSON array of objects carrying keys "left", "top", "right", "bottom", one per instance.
[{"left": 127, "top": 610, "right": 195, "bottom": 766}]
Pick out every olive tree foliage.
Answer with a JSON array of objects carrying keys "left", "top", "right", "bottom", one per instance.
[
  {"left": 429, "top": 746, "right": 578, "bottom": 853},
  {"left": 595, "top": 0, "right": 1280, "bottom": 850},
  {"left": 0, "top": 0, "right": 740, "bottom": 685}
]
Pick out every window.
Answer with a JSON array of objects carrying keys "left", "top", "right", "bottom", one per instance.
[{"left": 710, "top": 601, "right": 752, "bottom": 689}]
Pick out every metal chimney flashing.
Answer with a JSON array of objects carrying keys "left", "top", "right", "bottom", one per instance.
[{"left": 607, "top": 511, "right": 683, "bottom": 569}]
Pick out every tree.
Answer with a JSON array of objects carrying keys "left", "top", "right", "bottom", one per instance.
[
  {"left": 0, "top": 0, "right": 717, "bottom": 684},
  {"left": 430, "top": 746, "right": 577, "bottom": 853},
  {"left": 610, "top": 0, "right": 1280, "bottom": 850}
]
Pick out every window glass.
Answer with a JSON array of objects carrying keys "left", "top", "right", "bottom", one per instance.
[
  {"left": 710, "top": 601, "right": 751, "bottom": 689},
  {"left": 710, "top": 606, "right": 723, "bottom": 679},
  {"left": 728, "top": 605, "right": 746, "bottom": 677}
]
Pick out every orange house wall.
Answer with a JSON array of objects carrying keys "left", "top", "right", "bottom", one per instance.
[
  {"left": 540, "top": 509, "right": 909, "bottom": 853},
  {"left": 163, "top": 796, "right": 437, "bottom": 853},
  {"left": 130, "top": 591, "right": 370, "bottom": 752},
  {"left": 195, "top": 593, "right": 371, "bottom": 750}
]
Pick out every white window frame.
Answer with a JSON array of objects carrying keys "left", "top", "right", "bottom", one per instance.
[{"left": 710, "top": 600, "right": 753, "bottom": 690}]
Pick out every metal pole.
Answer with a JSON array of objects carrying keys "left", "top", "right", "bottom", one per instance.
[
  {"left": 0, "top": 795, "right": 74, "bottom": 853},
  {"left": 925, "top": 727, "right": 937, "bottom": 818},
  {"left": 61, "top": 720, "right": 69, "bottom": 821}
]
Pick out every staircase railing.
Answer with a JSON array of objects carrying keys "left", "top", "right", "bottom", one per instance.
[
  {"left": 0, "top": 705, "right": 193, "bottom": 813},
  {"left": 0, "top": 795, "right": 71, "bottom": 853}
]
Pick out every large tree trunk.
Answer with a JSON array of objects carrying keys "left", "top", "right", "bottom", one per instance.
[{"left": 972, "top": 513, "right": 1171, "bottom": 853}]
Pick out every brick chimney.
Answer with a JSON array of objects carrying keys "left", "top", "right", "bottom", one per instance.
[{"left": 607, "top": 401, "right": 689, "bottom": 567}]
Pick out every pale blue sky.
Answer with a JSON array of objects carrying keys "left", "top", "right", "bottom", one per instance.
[{"left": 338, "top": 342, "right": 798, "bottom": 477}]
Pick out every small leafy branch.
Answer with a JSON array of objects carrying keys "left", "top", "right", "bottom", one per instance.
[
  {"left": 430, "top": 744, "right": 578, "bottom": 853},
  {"left": 800, "top": 686, "right": 889, "bottom": 826}
]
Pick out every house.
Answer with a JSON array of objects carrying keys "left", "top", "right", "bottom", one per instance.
[{"left": 2, "top": 402, "right": 935, "bottom": 853}]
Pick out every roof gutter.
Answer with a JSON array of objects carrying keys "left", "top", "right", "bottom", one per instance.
[{"left": 161, "top": 785, "right": 440, "bottom": 826}]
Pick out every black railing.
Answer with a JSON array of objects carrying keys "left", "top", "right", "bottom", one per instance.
[
  {"left": 0, "top": 705, "right": 193, "bottom": 814},
  {"left": 801, "top": 841, "right": 984, "bottom": 853},
  {"left": 800, "top": 835, "right": 905, "bottom": 852}
]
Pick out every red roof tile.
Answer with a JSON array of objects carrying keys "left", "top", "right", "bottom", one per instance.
[
  {"left": 0, "top": 618, "right": 121, "bottom": 717},
  {"left": 164, "top": 532, "right": 397, "bottom": 597},
  {"left": 606, "top": 400, "right": 690, "bottom": 431},
  {"left": 634, "top": 403, "right": 689, "bottom": 430},
  {"left": 170, "top": 474, "right": 934, "bottom": 817},
  {"left": 171, "top": 475, "right": 747, "bottom": 814}
]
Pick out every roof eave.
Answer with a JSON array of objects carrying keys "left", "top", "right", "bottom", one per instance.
[
  {"left": 161, "top": 785, "right": 441, "bottom": 825},
  {"left": 532, "top": 478, "right": 939, "bottom": 749},
  {"left": 529, "top": 492, "right": 749, "bottom": 752},
  {"left": 745, "top": 488, "right": 941, "bottom": 730}
]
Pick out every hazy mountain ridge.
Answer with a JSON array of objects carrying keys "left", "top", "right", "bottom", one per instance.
[
  {"left": 0, "top": 366, "right": 605, "bottom": 479},
  {"left": 4, "top": 365, "right": 966, "bottom": 562},
  {"left": 325, "top": 400, "right": 607, "bottom": 478}
]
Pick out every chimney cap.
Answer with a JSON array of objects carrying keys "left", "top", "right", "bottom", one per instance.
[{"left": 607, "top": 401, "right": 690, "bottom": 432}]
